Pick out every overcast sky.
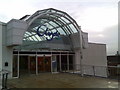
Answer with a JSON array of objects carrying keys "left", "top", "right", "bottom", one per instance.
[{"left": 0, "top": 0, "right": 118, "bottom": 55}]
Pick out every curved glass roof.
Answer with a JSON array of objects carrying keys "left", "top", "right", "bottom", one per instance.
[{"left": 23, "top": 8, "right": 80, "bottom": 42}]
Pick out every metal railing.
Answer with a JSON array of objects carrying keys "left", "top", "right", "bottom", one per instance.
[
  {"left": 0, "top": 69, "right": 10, "bottom": 90},
  {"left": 60, "top": 64, "right": 120, "bottom": 79}
]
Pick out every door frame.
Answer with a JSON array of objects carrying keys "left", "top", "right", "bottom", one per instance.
[{"left": 37, "top": 55, "right": 52, "bottom": 73}]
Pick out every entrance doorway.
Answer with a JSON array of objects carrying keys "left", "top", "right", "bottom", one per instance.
[
  {"left": 19, "top": 56, "right": 29, "bottom": 76},
  {"left": 38, "top": 56, "right": 51, "bottom": 73},
  {"left": 13, "top": 51, "right": 75, "bottom": 78},
  {"left": 13, "top": 55, "right": 18, "bottom": 77},
  {"left": 28, "top": 56, "right": 36, "bottom": 74}
]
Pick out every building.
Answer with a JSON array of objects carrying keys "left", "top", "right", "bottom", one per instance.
[
  {"left": 107, "top": 55, "right": 120, "bottom": 66},
  {"left": 107, "top": 55, "right": 120, "bottom": 76},
  {"left": 118, "top": 2, "right": 120, "bottom": 55},
  {"left": 0, "top": 8, "right": 107, "bottom": 82}
]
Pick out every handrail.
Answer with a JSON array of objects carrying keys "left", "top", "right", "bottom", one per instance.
[
  {"left": 0, "top": 69, "right": 10, "bottom": 89},
  {"left": 0, "top": 69, "right": 11, "bottom": 74}
]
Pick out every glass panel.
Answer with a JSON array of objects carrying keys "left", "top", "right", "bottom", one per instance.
[
  {"left": 58, "top": 17, "right": 68, "bottom": 25},
  {"left": 51, "top": 10, "right": 56, "bottom": 13},
  {"left": 13, "top": 55, "right": 18, "bottom": 77},
  {"left": 61, "top": 55, "right": 67, "bottom": 71},
  {"left": 23, "top": 39, "right": 26, "bottom": 41},
  {"left": 28, "top": 56, "right": 36, "bottom": 74},
  {"left": 49, "top": 21, "right": 59, "bottom": 27},
  {"left": 56, "top": 11, "right": 63, "bottom": 15},
  {"left": 38, "top": 56, "right": 51, "bottom": 73},
  {"left": 31, "top": 36, "right": 38, "bottom": 41},
  {"left": 69, "top": 24, "right": 78, "bottom": 33},
  {"left": 64, "top": 15, "right": 72, "bottom": 22},
  {"left": 45, "top": 23, "right": 53, "bottom": 29},
  {"left": 26, "top": 32, "right": 31, "bottom": 35},
  {"left": 61, "top": 17, "right": 70, "bottom": 23},
  {"left": 29, "top": 37, "right": 34, "bottom": 41},
  {"left": 69, "top": 55, "right": 74, "bottom": 70},
  {"left": 35, "top": 35, "right": 42, "bottom": 41},
  {"left": 52, "top": 55, "right": 57, "bottom": 72},
  {"left": 19, "top": 56, "right": 29, "bottom": 76},
  {"left": 24, "top": 33, "right": 29, "bottom": 37},
  {"left": 38, "top": 57, "right": 44, "bottom": 73},
  {"left": 57, "top": 28, "right": 66, "bottom": 35},
  {"left": 57, "top": 55, "right": 60, "bottom": 72}
]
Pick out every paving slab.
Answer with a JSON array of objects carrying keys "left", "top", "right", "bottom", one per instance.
[{"left": 8, "top": 73, "right": 119, "bottom": 88}]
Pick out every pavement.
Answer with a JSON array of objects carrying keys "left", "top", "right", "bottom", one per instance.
[{"left": 7, "top": 73, "right": 119, "bottom": 88}]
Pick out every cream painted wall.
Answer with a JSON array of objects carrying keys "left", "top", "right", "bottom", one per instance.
[
  {"left": 82, "top": 43, "right": 107, "bottom": 77},
  {"left": 0, "top": 22, "right": 3, "bottom": 89},
  {"left": 82, "top": 43, "right": 107, "bottom": 66},
  {"left": 118, "top": 2, "right": 120, "bottom": 54},
  {"left": 0, "top": 22, "right": 2, "bottom": 71},
  {"left": 74, "top": 49, "right": 81, "bottom": 70},
  {"left": 74, "top": 43, "right": 107, "bottom": 77},
  {"left": 2, "top": 23, "right": 13, "bottom": 78}
]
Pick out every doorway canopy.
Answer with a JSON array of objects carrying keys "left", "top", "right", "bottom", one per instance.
[
  {"left": 14, "top": 8, "right": 81, "bottom": 50},
  {"left": 23, "top": 8, "right": 80, "bottom": 41}
]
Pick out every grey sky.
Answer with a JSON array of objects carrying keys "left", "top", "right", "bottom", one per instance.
[{"left": 0, "top": 0, "right": 118, "bottom": 55}]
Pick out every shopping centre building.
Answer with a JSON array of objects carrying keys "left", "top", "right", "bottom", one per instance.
[{"left": 0, "top": 8, "right": 107, "bottom": 80}]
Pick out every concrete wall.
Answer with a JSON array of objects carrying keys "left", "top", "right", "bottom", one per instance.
[
  {"left": 70, "top": 32, "right": 88, "bottom": 49},
  {"left": 74, "top": 43, "right": 107, "bottom": 77},
  {"left": 74, "top": 49, "right": 81, "bottom": 70},
  {"left": 82, "top": 43, "right": 107, "bottom": 77},
  {"left": 118, "top": 2, "right": 120, "bottom": 55},
  {"left": 82, "top": 43, "right": 107, "bottom": 66},
  {"left": 2, "top": 23, "right": 13, "bottom": 78},
  {"left": 0, "top": 22, "right": 3, "bottom": 71},
  {"left": 6, "top": 19, "right": 27, "bottom": 46},
  {"left": 0, "top": 22, "right": 3, "bottom": 89}
]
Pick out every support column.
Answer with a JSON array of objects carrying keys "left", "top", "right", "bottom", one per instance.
[
  {"left": 36, "top": 51, "right": 38, "bottom": 75},
  {"left": 51, "top": 52, "right": 53, "bottom": 73},
  {"left": 67, "top": 53, "right": 69, "bottom": 71},
  {"left": 17, "top": 51, "right": 20, "bottom": 78},
  {"left": 0, "top": 22, "right": 3, "bottom": 89},
  {"left": 59, "top": 53, "right": 61, "bottom": 71},
  {"left": 28, "top": 56, "right": 30, "bottom": 74}
]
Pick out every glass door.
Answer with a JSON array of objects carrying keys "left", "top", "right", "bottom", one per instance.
[
  {"left": 45, "top": 56, "right": 51, "bottom": 72},
  {"left": 28, "top": 56, "right": 36, "bottom": 74},
  {"left": 52, "top": 55, "right": 57, "bottom": 72},
  {"left": 13, "top": 55, "right": 19, "bottom": 77},
  {"left": 38, "top": 56, "right": 51, "bottom": 73},
  {"left": 38, "top": 57, "right": 44, "bottom": 73}
]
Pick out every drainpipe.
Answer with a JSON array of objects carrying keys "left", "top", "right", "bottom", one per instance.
[{"left": 79, "top": 26, "right": 83, "bottom": 76}]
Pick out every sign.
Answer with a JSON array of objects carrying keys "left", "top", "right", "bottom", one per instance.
[{"left": 36, "top": 25, "right": 60, "bottom": 41}]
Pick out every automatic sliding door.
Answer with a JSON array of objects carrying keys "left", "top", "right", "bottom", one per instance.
[
  {"left": 69, "top": 55, "right": 74, "bottom": 70},
  {"left": 45, "top": 56, "right": 51, "bottom": 72},
  {"left": 61, "top": 55, "right": 67, "bottom": 71},
  {"left": 28, "top": 56, "right": 36, "bottom": 74},
  {"left": 38, "top": 57, "right": 44, "bottom": 73},
  {"left": 13, "top": 55, "right": 18, "bottom": 77},
  {"left": 38, "top": 56, "right": 51, "bottom": 73}
]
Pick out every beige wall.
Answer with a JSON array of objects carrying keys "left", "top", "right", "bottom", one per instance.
[
  {"left": 0, "top": 22, "right": 3, "bottom": 71},
  {"left": 2, "top": 23, "right": 13, "bottom": 78},
  {"left": 82, "top": 43, "right": 107, "bottom": 77},
  {"left": 0, "top": 22, "right": 3, "bottom": 89},
  {"left": 75, "top": 43, "right": 107, "bottom": 77},
  {"left": 82, "top": 43, "right": 107, "bottom": 66},
  {"left": 118, "top": 2, "right": 120, "bottom": 54},
  {"left": 74, "top": 49, "right": 81, "bottom": 70}
]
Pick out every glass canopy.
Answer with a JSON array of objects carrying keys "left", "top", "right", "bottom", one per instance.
[{"left": 23, "top": 8, "right": 80, "bottom": 42}]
